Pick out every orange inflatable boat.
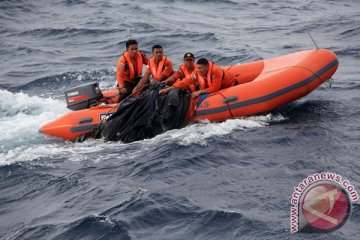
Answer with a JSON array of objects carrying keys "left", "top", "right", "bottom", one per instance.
[{"left": 40, "top": 49, "right": 339, "bottom": 141}]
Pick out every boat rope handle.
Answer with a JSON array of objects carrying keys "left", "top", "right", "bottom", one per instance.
[{"left": 218, "top": 92, "right": 234, "bottom": 118}]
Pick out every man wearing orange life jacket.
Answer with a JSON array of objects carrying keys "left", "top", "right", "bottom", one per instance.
[
  {"left": 116, "top": 39, "right": 149, "bottom": 99},
  {"left": 163, "top": 52, "right": 197, "bottom": 93},
  {"left": 133, "top": 44, "right": 174, "bottom": 94},
  {"left": 159, "top": 58, "right": 235, "bottom": 98}
]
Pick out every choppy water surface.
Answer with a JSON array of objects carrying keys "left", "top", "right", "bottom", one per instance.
[{"left": 1, "top": 0, "right": 359, "bottom": 239}]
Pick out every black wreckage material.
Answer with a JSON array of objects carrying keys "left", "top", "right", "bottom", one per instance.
[{"left": 90, "top": 84, "right": 191, "bottom": 143}]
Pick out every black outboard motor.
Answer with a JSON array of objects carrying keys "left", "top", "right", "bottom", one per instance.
[{"left": 64, "top": 82, "right": 103, "bottom": 111}]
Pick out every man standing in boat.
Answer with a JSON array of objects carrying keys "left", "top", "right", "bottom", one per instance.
[
  {"left": 133, "top": 44, "right": 174, "bottom": 94},
  {"left": 159, "top": 58, "right": 235, "bottom": 98},
  {"left": 116, "top": 39, "right": 149, "bottom": 100},
  {"left": 162, "top": 52, "right": 197, "bottom": 93}
]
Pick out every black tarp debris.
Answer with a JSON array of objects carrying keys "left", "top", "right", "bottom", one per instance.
[{"left": 84, "top": 83, "right": 191, "bottom": 143}]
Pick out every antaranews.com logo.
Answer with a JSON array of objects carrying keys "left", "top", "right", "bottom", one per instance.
[{"left": 290, "top": 172, "right": 358, "bottom": 233}]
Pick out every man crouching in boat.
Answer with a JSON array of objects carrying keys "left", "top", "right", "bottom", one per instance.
[
  {"left": 159, "top": 58, "right": 235, "bottom": 98},
  {"left": 132, "top": 44, "right": 174, "bottom": 94},
  {"left": 116, "top": 39, "right": 149, "bottom": 100},
  {"left": 162, "top": 52, "right": 197, "bottom": 93}
]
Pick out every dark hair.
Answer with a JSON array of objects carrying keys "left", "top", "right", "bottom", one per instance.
[
  {"left": 126, "top": 39, "right": 138, "bottom": 48},
  {"left": 196, "top": 58, "right": 209, "bottom": 65},
  {"left": 152, "top": 44, "right": 163, "bottom": 52}
]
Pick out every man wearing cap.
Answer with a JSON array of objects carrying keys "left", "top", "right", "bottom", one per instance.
[
  {"left": 162, "top": 52, "right": 196, "bottom": 92},
  {"left": 159, "top": 58, "right": 235, "bottom": 98}
]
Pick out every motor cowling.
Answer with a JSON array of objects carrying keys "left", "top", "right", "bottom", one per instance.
[{"left": 64, "top": 82, "right": 103, "bottom": 111}]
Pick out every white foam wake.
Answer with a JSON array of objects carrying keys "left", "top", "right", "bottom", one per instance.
[
  {"left": 153, "top": 114, "right": 286, "bottom": 146},
  {"left": 0, "top": 89, "right": 285, "bottom": 166},
  {"left": 142, "top": 114, "right": 285, "bottom": 146},
  {"left": 0, "top": 90, "right": 68, "bottom": 156},
  {"left": 0, "top": 140, "right": 108, "bottom": 166}
]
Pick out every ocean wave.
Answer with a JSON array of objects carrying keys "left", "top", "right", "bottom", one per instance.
[
  {"left": 160, "top": 32, "right": 218, "bottom": 42},
  {"left": 0, "top": 43, "right": 58, "bottom": 57},
  {"left": 0, "top": 90, "right": 68, "bottom": 164},
  {"left": 58, "top": 0, "right": 90, "bottom": 5},
  {"left": 54, "top": 215, "right": 130, "bottom": 240},
  {"left": 109, "top": 114, "right": 286, "bottom": 180},
  {"left": 335, "top": 46, "right": 360, "bottom": 58},
  {"left": 8, "top": 215, "right": 130, "bottom": 240},
  {"left": 172, "top": 114, "right": 285, "bottom": 146},
  {"left": 6, "top": 223, "right": 58, "bottom": 240},
  {"left": 192, "top": 49, "right": 259, "bottom": 66},
  {"left": 17, "top": 27, "right": 125, "bottom": 39},
  {"left": 0, "top": 113, "right": 284, "bottom": 166},
  {"left": 0, "top": 0, "right": 36, "bottom": 12},
  {"left": 274, "top": 99, "right": 341, "bottom": 121},
  {"left": 339, "top": 26, "right": 360, "bottom": 38},
  {"left": 0, "top": 89, "right": 67, "bottom": 117},
  {"left": 0, "top": 140, "right": 113, "bottom": 166},
  {"left": 179, "top": 0, "right": 238, "bottom": 4},
  {"left": 100, "top": 192, "right": 267, "bottom": 239},
  {"left": 11, "top": 69, "right": 115, "bottom": 94}
]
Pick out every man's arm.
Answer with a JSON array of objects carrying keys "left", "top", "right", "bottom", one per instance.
[
  {"left": 133, "top": 72, "right": 150, "bottom": 94},
  {"left": 160, "top": 59, "right": 174, "bottom": 82},
  {"left": 160, "top": 74, "right": 195, "bottom": 95},
  {"left": 163, "top": 68, "right": 184, "bottom": 85},
  {"left": 172, "top": 74, "right": 195, "bottom": 89},
  {"left": 191, "top": 89, "right": 207, "bottom": 99}
]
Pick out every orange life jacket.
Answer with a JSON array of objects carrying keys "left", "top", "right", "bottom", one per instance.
[
  {"left": 150, "top": 56, "right": 166, "bottom": 81},
  {"left": 180, "top": 64, "right": 196, "bottom": 92},
  {"left": 123, "top": 51, "right": 143, "bottom": 81},
  {"left": 198, "top": 61, "right": 214, "bottom": 90}
]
